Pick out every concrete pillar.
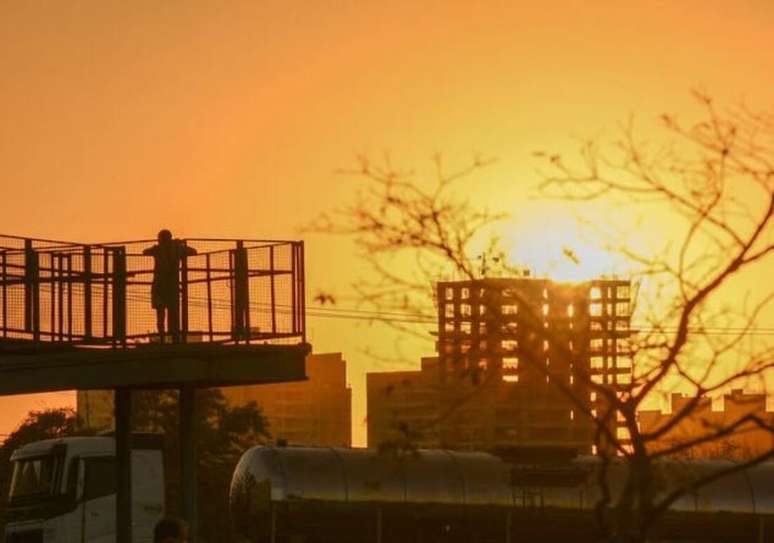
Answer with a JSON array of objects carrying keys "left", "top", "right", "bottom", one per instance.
[
  {"left": 180, "top": 386, "right": 198, "bottom": 542},
  {"left": 115, "top": 388, "right": 132, "bottom": 543}
]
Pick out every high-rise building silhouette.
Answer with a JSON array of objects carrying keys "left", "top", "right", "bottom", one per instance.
[{"left": 368, "top": 278, "right": 632, "bottom": 452}]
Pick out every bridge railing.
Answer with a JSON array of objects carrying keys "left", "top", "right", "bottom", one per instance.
[{"left": 0, "top": 236, "right": 306, "bottom": 347}]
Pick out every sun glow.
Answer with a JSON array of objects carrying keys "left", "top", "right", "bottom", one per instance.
[{"left": 503, "top": 216, "right": 620, "bottom": 283}]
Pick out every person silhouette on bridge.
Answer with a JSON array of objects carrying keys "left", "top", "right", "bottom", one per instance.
[{"left": 143, "top": 229, "right": 196, "bottom": 344}]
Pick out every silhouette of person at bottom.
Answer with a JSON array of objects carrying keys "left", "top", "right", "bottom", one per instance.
[
  {"left": 143, "top": 230, "right": 197, "bottom": 344},
  {"left": 154, "top": 516, "right": 189, "bottom": 543}
]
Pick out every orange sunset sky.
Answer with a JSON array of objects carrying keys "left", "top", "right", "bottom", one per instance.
[{"left": 1, "top": 1, "right": 772, "bottom": 446}]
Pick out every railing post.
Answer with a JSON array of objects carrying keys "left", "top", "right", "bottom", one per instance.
[
  {"left": 298, "top": 241, "right": 306, "bottom": 343},
  {"left": 23, "top": 240, "right": 31, "bottom": 332},
  {"left": 111, "top": 247, "right": 127, "bottom": 347},
  {"left": 205, "top": 253, "right": 213, "bottom": 342},
  {"left": 269, "top": 245, "right": 276, "bottom": 335},
  {"left": 83, "top": 245, "right": 92, "bottom": 340},
  {"left": 57, "top": 253, "right": 64, "bottom": 341},
  {"left": 180, "top": 242, "right": 189, "bottom": 343},
  {"left": 67, "top": 254, "right": 73, "bottom": 342},
  {"left": 290, "top": 244, "right": 297, "bottom": 336},
  {"left": 50, "top": 254, "right": 55, "bottom": 342},
  {"left": 24, "top": 240, "right": 40, "bottom": 342},
  {"left": 103, "top": 247, "right": 109, "bottom": 339},
  {"left": 232, "top": 241, "right": 250, "bottom": 342},
  {"left": 1, "top": 250, "right": 6, "bottom": 338}
]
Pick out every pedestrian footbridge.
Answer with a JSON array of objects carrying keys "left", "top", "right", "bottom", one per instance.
[{"left": 0, "top": 234, "right": 309, "bottom": 394}]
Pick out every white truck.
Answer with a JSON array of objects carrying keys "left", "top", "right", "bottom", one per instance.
[{"left": 4, "top": 436, "right": 164, "bottom": 543}]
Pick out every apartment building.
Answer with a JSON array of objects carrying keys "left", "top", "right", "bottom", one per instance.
[
  {"left": 77, "top": 352, "right": 352, "bottom": 447},
  {"left": 638, "top": 389, "right": 773, "bottom": 459}
]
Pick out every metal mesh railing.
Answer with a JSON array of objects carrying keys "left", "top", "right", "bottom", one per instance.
[{"left": 0, "top": 235, "right": 306, "bottom": 347}]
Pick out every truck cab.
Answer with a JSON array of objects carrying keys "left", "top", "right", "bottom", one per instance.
[{"left": 5, "top": 435, "right": 164, "bottom": 543}]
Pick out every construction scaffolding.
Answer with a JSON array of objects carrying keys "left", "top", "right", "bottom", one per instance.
[{"left": 434, "top": 277, "right": 632, "bottom": 452}]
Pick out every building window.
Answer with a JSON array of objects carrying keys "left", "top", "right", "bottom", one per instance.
[
  {"left": 503, "top": 322, "right": 518, "bottom": 334},
  {"left": 501, "top": 339, "right": 518, "bottom": 352}
]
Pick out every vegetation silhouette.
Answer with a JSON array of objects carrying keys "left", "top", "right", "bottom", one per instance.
[{"left": 0, "top": 390, "right": 270, "bottom": 543}]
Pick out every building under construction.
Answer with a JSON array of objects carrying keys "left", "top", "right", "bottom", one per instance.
[{"left": 368, "top": 277, "right": 632, "bottom": 453}]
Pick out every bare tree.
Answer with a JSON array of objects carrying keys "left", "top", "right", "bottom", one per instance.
[
  {"left": 310, "top": 94, "right": 773, "bottom": 542},
  {"left": 537, "top": 91, "right": 774, "bottom": 541},
  {"left": 306, "top": 152, "right": 506, "bottom": 345}
]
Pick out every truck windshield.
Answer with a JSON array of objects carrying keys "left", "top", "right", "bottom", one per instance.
[{"left": 9, "top": 454, "right": 64, "bottom": 500}]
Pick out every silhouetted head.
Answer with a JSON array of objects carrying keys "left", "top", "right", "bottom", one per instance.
[
  {"left": 154, "top": 517, "right": 188, "bottom": 543},
  {"left": 157, "top": 229, "right": 173, "bottom": 244}
]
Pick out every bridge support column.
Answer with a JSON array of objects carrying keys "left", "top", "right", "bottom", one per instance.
[
  {"left": 115, "top": 388, "right": 132, "bottom": 543},
  {"left": 180, "top": 385, "right": 198, "bottom": 542}
]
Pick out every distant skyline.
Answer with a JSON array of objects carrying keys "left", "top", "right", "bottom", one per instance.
[{"left": 2, "top": 0, "right": 773, "bottom": 445}]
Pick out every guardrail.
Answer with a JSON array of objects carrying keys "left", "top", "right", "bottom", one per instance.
[{"left": 0, "top": 235, "right": 306, "bottom": 347}]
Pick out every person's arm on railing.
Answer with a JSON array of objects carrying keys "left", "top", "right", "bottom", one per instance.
[{"left": 175, "top": 239, "right": 197, "bottom": 257}]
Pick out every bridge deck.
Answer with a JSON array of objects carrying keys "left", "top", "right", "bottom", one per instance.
[{"left": 0, "top": 336, "right": 310, "bottom": 395}]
